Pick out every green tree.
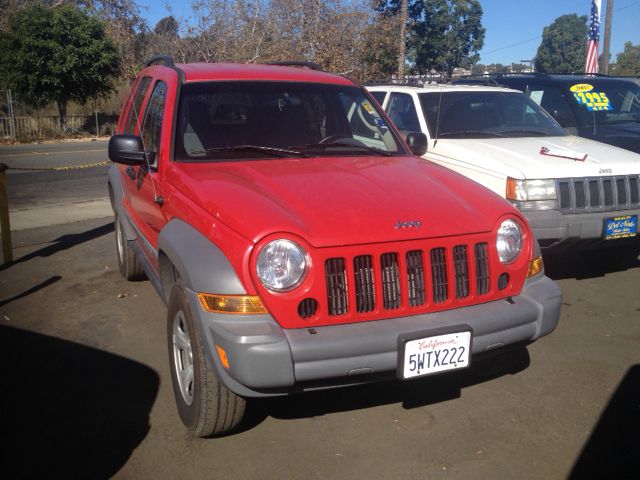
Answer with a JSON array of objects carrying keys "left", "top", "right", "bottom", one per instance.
[
  {"left": 359, "top": 9, "right": 403, "bottom": 79},
  {"left": 612, "top": 41, "right": 640, "bottom": 76},
  {"left": 0, "top": 3, "right": 119, "bottom": 126},
  {"left": 534, "top": 14, "right": 587, "bottom": 73},
  {"left": 374, "top": 0, "right": 485, "bottom": 76}
]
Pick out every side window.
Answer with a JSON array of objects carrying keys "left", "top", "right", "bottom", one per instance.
[
  {"left": 141, "top": 80, "right": 167, "bottom": 166},
  {"left": 125, "top": 77, "right": 152, "bottom": 134},
  {"left": 386, "top": 93, "right": 421, "bottom": 133},
  {"left": 370, "top": 91, "right": 387, "bottom": 106},
  {"left": 526, "top": 84, "right": 576, "bottom": 127}
]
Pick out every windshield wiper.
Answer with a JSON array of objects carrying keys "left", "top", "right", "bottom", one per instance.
[
  {"left": 438, "top": 131, "right": 506, "bottom": 138},
  {"left": 500, "top": 129, "right": 553, "bottom": 137},
  {"left": 193, "top": 145, "right": 308, "bottom": 158},
  {"left": 291, "top": 142, "right": 393, "bottom": 156}
]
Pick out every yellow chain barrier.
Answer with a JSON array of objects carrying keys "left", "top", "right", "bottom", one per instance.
[{"left": 7, "top": 161, "right": 110, "bottom": 172}]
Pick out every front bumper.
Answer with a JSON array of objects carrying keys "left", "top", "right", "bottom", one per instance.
[
  {"left": 523, "top": 208, "right": 640, "bottom": 245},
  {"left": 188, "top": 273, "right": 562, "bottom": 397}
]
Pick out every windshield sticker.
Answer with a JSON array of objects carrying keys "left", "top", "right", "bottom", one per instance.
[
  {"left": 361, "top": 100, "right": 376, "bottom": 114},
  {"left": 570, "top": 83, "right": 594, "bottom": 93},
  {"left": 529, "top": 90, "right": 544, "bottom": 105},
  {"left": 572, "top": 91, "right": 612, "bottom": 111},
  {"left": 374, "top": 117, "right": 388, "bottom": 129}
]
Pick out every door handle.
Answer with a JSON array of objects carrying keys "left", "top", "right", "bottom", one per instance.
[{"left": 125, "top": 166, "right": 136, "bottom": 180}]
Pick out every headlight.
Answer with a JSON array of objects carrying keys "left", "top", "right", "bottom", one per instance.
[
  {"left": 256, "top": 239, "right": 307, "bottom": 291},
  {"left": 496, "top": 219, "right": 523, "bottom": 264},
  {"left": 506, "top": 178, "right": 557, "bottom": 211}
]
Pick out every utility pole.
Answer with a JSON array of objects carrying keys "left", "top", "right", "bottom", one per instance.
[
  {"left": 398, "top": 0, "right": 408, "bottom": 79},
  {"left": 601, "top": 0, "right": 614, "bottom": 74}
]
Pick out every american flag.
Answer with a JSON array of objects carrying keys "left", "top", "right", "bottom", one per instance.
[{"left": 585, "top": 0, "right": 601, "bottom": 74}]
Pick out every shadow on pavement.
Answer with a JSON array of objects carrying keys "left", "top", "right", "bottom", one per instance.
[
  {"left": 240, "top": 346, "right": 530, "bottom": 432},
  {"left": 0, "top": 325, "right": 159, "bottom": 479},
  {"left": 570, "top": 365, "right": 640, "bottom": 479},
  {"left": 0, "top": 275, "right": 61, "bottom": 308},
  {"left": 0, "top": 222, "right": 114, "bottom": 271},
  {"left": 543, "top": 247, "right": 640, "bottom": 280}
]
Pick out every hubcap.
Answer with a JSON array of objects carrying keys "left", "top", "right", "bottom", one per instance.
[{"left": 172, "top": 311, "right": 195, "bottom": 405}]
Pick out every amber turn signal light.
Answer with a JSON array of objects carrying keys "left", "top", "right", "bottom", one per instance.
[
  {"left": 527, "top": 255, "right": 544, "bottom": 277},
  {"left": 216, "top": 345, "right": 230, "bottom": 369},
  {"left": 198, "top": 293, "right": 268, "bottom": 314}
]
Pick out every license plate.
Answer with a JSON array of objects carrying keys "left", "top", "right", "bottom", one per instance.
[
  {"left": 399, "top": 329, "right": 472, "bottom": 380},
  {"left": 604, "top": 215, "right": 638, "bottom": 240}
]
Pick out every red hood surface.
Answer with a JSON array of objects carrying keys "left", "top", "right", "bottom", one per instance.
[{"left": 169, "top": 156, "right": 516, "bottom": 248}]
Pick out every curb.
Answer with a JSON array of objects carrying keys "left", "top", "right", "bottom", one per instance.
[{"left": 9, "top": 198, "right": 112, "bottom": 231}]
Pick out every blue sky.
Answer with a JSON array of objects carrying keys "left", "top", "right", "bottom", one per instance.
[{"left": 138, "top": 0, "right": 640, "bottom": 65}]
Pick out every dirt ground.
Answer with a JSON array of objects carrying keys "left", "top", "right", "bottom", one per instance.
[{"left": 1, "top": 217, "right": 639, "bottom": 479}]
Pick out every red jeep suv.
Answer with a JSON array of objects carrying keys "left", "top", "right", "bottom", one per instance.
[{"left": 108, "top": 56, "right": 562, "bottom": 437}]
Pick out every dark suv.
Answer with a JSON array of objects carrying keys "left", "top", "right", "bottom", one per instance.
[{"left": 457, "top": 74, "right": 640, "bottom": 154}]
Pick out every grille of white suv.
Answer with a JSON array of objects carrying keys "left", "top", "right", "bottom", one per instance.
[{"left": 557, "top": 175, "right": 640, "bottom": 213}]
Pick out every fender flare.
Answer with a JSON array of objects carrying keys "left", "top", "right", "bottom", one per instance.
[
  {"left": 157, "top": 218, "right": 247, "bottom": 296},
  {"left": 107, "top": 164, "right": 137, "bottom": 241}
]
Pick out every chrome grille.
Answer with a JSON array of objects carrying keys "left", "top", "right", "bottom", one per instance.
[
  {"left": 453, "top": 246, "right": 469, "bottom": 299},
  {"left": 557, "top": 175, "right": 640, "bottom": 213},
  {"left": 381, "top": 253, "right": 401, "bottom": 310},
  {"left": 474, "top": 243, "right": 490, "bottom": 295},
  {"left": 406, "top": 250, "right": 426, "bottom": 307},
  {"left": 325, "top": 258, "right": 348, "bottom": 316},
  {"left": 354, "top": 255, "right": 375, "bottom": 313},
  {"left": 325, "top": 242, "right": 491, "bottom": 316}
]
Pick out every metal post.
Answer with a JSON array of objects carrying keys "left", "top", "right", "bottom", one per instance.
[
  {"left": 7, "top": 90, "right": 16, "bottom": 140},
  {"left": 94, "top": 96, "right": 99, "bottom": 137},
  {"left": 0, "top": 163, "right": 13, "bottom": 265}
]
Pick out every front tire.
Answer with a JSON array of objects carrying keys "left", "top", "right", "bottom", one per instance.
[
  {"left": 167, "top": 285, "right": 246, "bottom": 437},
  {"left": 114, "top": 214, "right": 146, "bottom": 281}
]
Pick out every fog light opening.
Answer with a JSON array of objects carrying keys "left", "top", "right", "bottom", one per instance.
[{"left": 498, "top": 273, "right": 510, "bottom": 290}]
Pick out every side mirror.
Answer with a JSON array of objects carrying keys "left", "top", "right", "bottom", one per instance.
[
  {"left": 108, "top": 134, "right": 150, "bottom": 166},
  {"left": 406, "top": 132, "right": 428, "bottom": 156}
]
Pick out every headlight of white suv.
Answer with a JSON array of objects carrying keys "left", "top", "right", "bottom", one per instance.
[
  {"left": 496, "top": 219, "right": 523, "bottom": 264},
  {"left": 257, "top": 239, "right": 307, "bottom": 291},
  {"left": 506, "top": 177, "right": 557, "bottom": 211}
]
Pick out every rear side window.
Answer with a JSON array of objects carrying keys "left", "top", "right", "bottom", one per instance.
[
  {"left": 526, "top": 84, "right": 577, "bottom": 127},
  {"left": 141, "top": 81, "right": 167, "bottom": 165},
  {"left": 370, "top": 91, "right": 387, "bottom": 105},
  {"left": 386, "top": 93, "right": 421, "bottom": 133},
  {"left": 125, "top": 77, "right": 152, "bottom": 134}
]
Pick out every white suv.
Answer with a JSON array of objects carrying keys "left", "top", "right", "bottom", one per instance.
[{"left": 368, "top": 84, "right": 640, "bottom": 250}]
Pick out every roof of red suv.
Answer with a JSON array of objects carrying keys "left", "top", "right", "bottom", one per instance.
[{"left": 151, "top": 62, "right": 355, "bottom": 86}]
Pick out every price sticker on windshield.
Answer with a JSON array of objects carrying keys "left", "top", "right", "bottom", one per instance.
[{"left": 570, "top": 84, "right": 612, "bottom": 111}]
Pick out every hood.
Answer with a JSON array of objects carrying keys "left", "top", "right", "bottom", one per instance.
[
  {"left": 429, "top": 135, "right": 640, "bottom": 179},
  {"left": 168, "top": 156, "right": 514, "bottom": 247},
  {"left": 579, "top": 122, "right": 640, "bottom": 155}
]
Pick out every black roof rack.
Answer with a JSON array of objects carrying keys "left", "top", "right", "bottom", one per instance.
[
  {"left": 145, "top": 55, "right": 175, "bottom": 68},
  {"left": 451, "top": 76, "right": 501, "bottom": 86},
  {"left": 267, "top": 61, "right": 322, "bottom": 71}
]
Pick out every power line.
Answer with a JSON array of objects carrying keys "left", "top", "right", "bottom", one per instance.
[{"left": 480, "top": 0, "right": 640, "bottom": 61}]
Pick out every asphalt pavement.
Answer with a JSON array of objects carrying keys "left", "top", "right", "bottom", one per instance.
[
  {"left": 0, "top": 140, "right": 638, "bottom": 479},
  {"left": 0, "top": 139, "right": 111, "bottom": 231}
]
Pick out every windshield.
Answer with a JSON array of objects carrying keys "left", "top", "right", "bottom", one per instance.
[
  {"left": 566, "top": 80, "right": 640, "bottom": 127},
  {"left": 175, "top": 81, "right": 402, "bottom": 161},
  {"left": 419, "top": 91, "right": 567, "bottom": 139}
]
